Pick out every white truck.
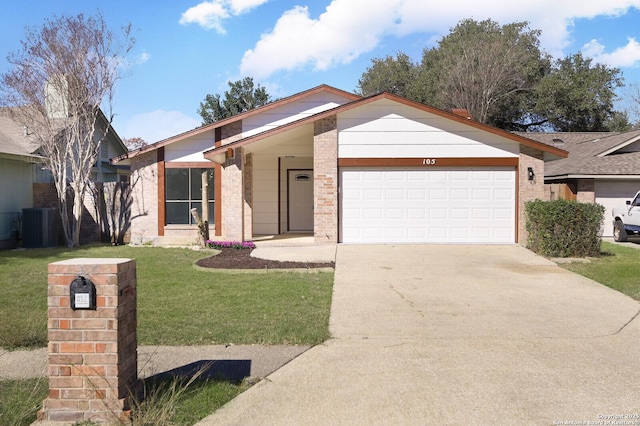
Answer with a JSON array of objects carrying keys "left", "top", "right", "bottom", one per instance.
[{"left": 612, "top": 191, "right": 640, "bottom": 242}]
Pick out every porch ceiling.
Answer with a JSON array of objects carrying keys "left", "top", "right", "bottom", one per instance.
[{"left": 243, "top": 123, "right": 314, "bottom": 157}]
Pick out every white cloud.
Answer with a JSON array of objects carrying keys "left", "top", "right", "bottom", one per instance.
[
  {"left": 179, "top": 1, "right": 229, "bottom": 34},
  {"left": 241, "top": 2, "right": 397, "bottom": 79},
  {"left": 239, "top": 0, "right": 640, "bottom": 79},
  {"left": 122, "top": 110, "right": 200, "bottom": 143},
  {"left": 137, "top": 52, "right": 151, "bottom": 65},
  {"left": 179, "top": 0, "right": 269, "bottom": 34},
  {"left": 583, "top": 38, "right": 640, "bottom": 67},
  {"left": 229, "top": 0, "right": 269, "bottom": 15}
]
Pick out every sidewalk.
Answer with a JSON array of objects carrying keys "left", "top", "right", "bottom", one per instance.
[{"left": 0, "top": 345, "right": 310, "bottom": 382}]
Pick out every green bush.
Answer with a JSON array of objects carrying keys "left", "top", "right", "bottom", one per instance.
[{"left": 525, "top": 199, "right": 604, "bottom": 258}]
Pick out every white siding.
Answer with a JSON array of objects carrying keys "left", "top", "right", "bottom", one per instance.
[
  {"left": 165, "top": 136, "right": 214, "bottom": 162},
  {"left": 252, "top": 156, "right": 279, "bottom": 235},
  {"left": 337, "top": 100, "right": 519, "bottom": 159},
  {"left": 243, "top": 92, "right": 353, "bottom": 137},
  {"left": 0, "top": 158, "right": 33, "bottom": 239}
]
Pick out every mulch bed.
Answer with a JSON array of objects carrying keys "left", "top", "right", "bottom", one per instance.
[{"left": 195, "top": 248, "right": 335, "bottom": 270}]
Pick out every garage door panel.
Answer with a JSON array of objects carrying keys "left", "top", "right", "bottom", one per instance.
[
  {"left": 407, "top": 208, "right": 425, "bottom": 219},
  {"left": 363, "top": 208, "right": 382, "bottom": 219},
  {"left": 451, "top": 189, "right": 469, "bottom": 200},
  {"left": 472, "top": 208, "right": 491, "bottom": 219},
  {"left": 594, "top": 180, "right": 640, "bottom": 237},
  {"left": 450, "top": 208, "right": 469, "bottom": 219},
  {"left": 494, "top": 208, "right": 512, "bottom": 219},
  {"left": 340, "top": 167, "right": 515, "bottom": 243}
]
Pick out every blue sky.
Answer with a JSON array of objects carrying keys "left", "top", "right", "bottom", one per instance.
[{"left": 2, "top": 1, "right": 640, "bottom": 143}]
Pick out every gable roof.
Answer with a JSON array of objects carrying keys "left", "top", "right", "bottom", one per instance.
[
  {"left": 522, "top": 130, "right": 640, "bottom": 179},
  {"left": 96, "top": 108, "right": 128, "bottom": 156},
  {"left": 203, "top": 91, "right": 568, "bottom": 163},
  {"left": 113, "top": 84, "right": 360, "bottom": 164},
  {"left": 0, "top": 109, "right": 43, "bottom": 163},
  {"left": 0, "top": 106, "right": 126, "bottom": 163}
]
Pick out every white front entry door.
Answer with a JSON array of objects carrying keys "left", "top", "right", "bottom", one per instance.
[
  {"left": 340, "top": 167, "right": 515, "bottom": 244},
  {"left": 288, "top": 170, "right": 314, "bottom": 231}
]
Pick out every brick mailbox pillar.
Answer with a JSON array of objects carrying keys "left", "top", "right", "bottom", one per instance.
[{"left": 39, "top": 258, "right": 138, "bottom": 423}]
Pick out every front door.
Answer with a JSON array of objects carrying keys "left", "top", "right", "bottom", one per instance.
[{"left": 288, "top": 170, "right": 313, "bottom": 231}]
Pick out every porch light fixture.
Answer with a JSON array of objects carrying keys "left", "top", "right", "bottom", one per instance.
[
  {"left": 226, "top": 148, "right": 234, "bottom": 159},
  {"left": 527, "top": 167, "right": 535, "bottom": 181}
]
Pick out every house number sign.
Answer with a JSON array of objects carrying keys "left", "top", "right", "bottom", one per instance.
[{"left": 422, "top": 158, "right": 437, "bottom": 165}]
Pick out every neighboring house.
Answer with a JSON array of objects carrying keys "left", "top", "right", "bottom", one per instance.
[
  {"left": 523, "top": 130, "right": 640, "bottom": 237},
  {"left": 0, "top": 110, "right": 43, "bottom": 246},
  {"left": 0, "top": 107, "right": 129, "bottom": 247},
  {"left": 32, "top": 109, "right": 130, "bottom": 184},
  {"left": 116, "top": 85, "right": 566, "bottom": 246}
]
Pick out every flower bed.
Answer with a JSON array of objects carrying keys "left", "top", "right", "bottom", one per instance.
[{"left": 205, "top": 240, "right": 256, "bottom": 250}]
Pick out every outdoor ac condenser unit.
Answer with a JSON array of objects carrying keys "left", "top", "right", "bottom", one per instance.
[{"left": 22, "top": 208, "right": 58, "bottom": 248}]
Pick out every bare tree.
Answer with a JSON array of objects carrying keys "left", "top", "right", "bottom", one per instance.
[
  {"left": 624, "top": 83, "right": 640, "bottom": 128},
  {"left": 122, "top": 136, "right": 147, "bottom": 150},
  {"left": 424, "top": 19, "right": 547, "bottom": 125},
  {"left": 0, "top": 14, "right": 134, "bottom": 247}
]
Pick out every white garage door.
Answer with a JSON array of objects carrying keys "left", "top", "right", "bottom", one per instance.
[
  {"left": 340, "top": 167, "right": 515, "bottom": 244},
  {"left": 595, "top": 180, "right": 640, "bottom": 237}
]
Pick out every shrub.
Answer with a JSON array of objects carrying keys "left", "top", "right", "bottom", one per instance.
[{"left": 525, "top": 199, "right": 604, "bottom": 258}]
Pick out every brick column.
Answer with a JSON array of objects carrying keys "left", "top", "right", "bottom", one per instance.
[
  {"left": 39, "top": 258, "right": 138, "bottom": 423},
  {"left": 519, "top": 146, "right": 545, "bottom": 246},
  {"left": 222, "top": 148, "right": 245, "bottom": 241},
  {"left": 313, "top": 116, "right": 339, "bottom": 244}
]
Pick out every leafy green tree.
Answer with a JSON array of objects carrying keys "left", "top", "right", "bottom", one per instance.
[
  {"left": 356, "top": 18, "right": 627, "bottom": 132},
  {"left": 356, "top": 53, "right": 420, "bottom": 98},
  {"left": 532, "top": 53, "right": 626, "bottom": 131},
  {"left": 604, "top": 111, "right": 633, "bottom": 132},
  {"left": 198, "top": 77, "right": 272, "bottom": 124}
]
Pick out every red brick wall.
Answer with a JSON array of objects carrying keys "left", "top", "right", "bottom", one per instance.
[
  {"left": 39, "top": 258, "right": 138, "bottom": 423},
  {"left": 313, "top": 116, "right": 339, "bottom": 244},
  {"left": 518, "top": 147, "right": 545, "bottom": 245}
]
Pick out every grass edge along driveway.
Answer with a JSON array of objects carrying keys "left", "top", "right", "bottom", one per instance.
[{"left": 559, "top": 241, "right": 640, "bottom": 301}]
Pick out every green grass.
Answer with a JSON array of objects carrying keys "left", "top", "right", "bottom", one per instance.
[
  {"left": 0, "top": 378, "right": 48, "bottom": 426},
  {"left": 559, "top": 241, "right": 640, "bottom": 300},
  {"left": 132, "top": 375, "right": 249, "bottom": 426},
  {"left": 0, "top": 375, "right": 246, "bottom": 426},
  {"left": 0, "top": 244, "right": 334, "bottom": 348},
  {"left": 0, "top": 243, "right": 334, "bottom": 424}
]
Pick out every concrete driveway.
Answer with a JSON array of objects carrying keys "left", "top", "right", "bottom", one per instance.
[{"left": 199, "top": 245, "right": 640, "bottom": 425}]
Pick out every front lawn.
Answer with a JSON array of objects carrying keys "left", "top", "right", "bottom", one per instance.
[
  {"left": 559, "top": 241, "right": 640, "bottom": 300},
  {"left": 0, "top": 244, "right": 334, "bottom": 349},
  {"left": 0, "top": 243, "right": 334, "bottom": 425}
]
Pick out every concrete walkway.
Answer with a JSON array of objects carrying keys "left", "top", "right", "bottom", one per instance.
[
  {"left": 198, "top": 244, "right": 640, "bottom": 425},
  {"left": 0, "top": 345, "right": 310, "bottom": 382}
]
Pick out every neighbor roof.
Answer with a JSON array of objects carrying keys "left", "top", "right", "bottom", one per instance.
[
  {"left": 0, "top": 109, "right": 43, "bottom": 163},
  {"left": 522, "top": 130, "right": 640, "bottom": 179}
]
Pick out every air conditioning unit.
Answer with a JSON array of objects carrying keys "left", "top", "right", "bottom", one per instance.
[{"left": 22, "top": 208, "right": 58, "bottom": 248}]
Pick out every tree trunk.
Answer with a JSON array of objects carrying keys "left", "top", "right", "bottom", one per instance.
[
  {"left": 71, "top": 186, "right": 84, "bottom": 247},
  {"left": 201, "top": 171, "right": 209, "bottom": 242}
]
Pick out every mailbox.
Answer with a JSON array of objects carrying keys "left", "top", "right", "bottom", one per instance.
[{"left": 70, "top": 275, "right": 97, "bottom": 310}]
